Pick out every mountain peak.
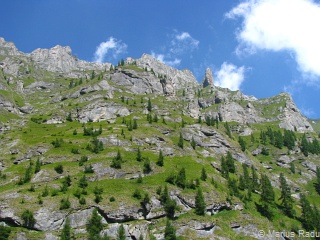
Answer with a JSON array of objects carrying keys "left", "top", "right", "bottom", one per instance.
[
  {"left": 202, "top": 67, "right": 214, "bottom": 88},
  {"left": 126, "top": 54, "right": 198, "bottom": 91},
  {"left": 0, "top": 37, "right": 21, "bottom": 56}
]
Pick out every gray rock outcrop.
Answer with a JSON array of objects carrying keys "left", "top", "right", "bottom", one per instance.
[
  {"left": 126, "top": 54, "right": 198, "bottom": 92},
  {"left": 0, "top": 37, "right": 22, "bottom": 56},
  {"left": 202, "top": 67, "right": 214, "bottom": 88},
  {"left": 77, "top": 100, "right": 130, "bottom": 123},
  {"left": 29, "top": 45, "right": 110, "bottom": 74}
]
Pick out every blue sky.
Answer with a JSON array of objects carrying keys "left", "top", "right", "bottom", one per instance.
[{"left": 1, "top": 0, "right": 320, "bottom": 118}]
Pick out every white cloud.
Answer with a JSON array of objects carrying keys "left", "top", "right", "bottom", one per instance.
[
  {"left": 215, "top": 62, "right": 245, "bottom": 91},
  {"left": 171, "top": 31, "right": 199, "bottom": 54},
  {"left": 150, "top": 31, "right": 199, "bottom": 66},
  {"left": 151, "top": 52, "right": 181, "bottom": 67},
  {"left": 93, "top": 37, "right": 127, "bottom": 63},
  {"left": 175, "top": 32, "right": 199, "bottom": 47},
  {"left": 226, "top": 0, "right": 320, "bottom": 80}
]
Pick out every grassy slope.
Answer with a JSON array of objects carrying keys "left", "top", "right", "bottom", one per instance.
[{"left": 0, "top": 70, "right": 319, "bottom": 239}]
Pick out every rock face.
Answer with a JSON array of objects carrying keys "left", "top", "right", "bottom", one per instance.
[
  {"left": 110, "top": 68, "right": 164, "bottom": 95},
  {"left": 277, "top": 93, "right": 313, "bottom": 132},
  {"left": 126, "top": 54, "right": 198, "bottom": 92},
  {"left": 202, "top": 67, "right": 213, "bottom": 88},
  {"left": 29, "top": 45, "right": 110, "bottom": 73},
  {"left": 77, "top": 100, "right": 130, "bottom": 123},
  {"left": 0, "top": 37, "right": 21, "bottom": 56}
]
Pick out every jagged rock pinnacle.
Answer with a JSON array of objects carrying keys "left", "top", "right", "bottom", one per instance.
[{"left": 202, "top": 67, "right": 213, "bottom": 88}]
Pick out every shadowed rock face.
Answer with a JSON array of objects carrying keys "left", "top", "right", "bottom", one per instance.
[{"left": 202, "top": 67, "right": 213, "bottom": 88}]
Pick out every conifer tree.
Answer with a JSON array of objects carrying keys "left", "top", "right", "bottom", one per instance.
[
  {"left": 315, "top": 166, "right": 320, "bottom": 195},
  {"left": 260, "top": 130, "right": 267, "bottom": 145},
  {"left": 226, "top": 151, "right": 235, "bottom": 173},
  {"left": 242, "top": 163, "right": 250, "bottom": 189},
  {"left": 266, "top": 127, "right": 275, "bottom": 145},
  {"left": 300, "top": 193, "right": 315, "bottom": 230},
  {"left": 164, "top": 219, "right": 176, "bottom": 240},
  {"left": 164, "top": 199, "right": 177, "bottom": 219},
  {"left": 250, "top": 133, "right": 255, "bottom": 143},
  {"left": 128, "top": 120, "right": 133, "bottom": 131},
  {"left": 147, "top": 98, "right": 152, "bottom": 112},
  {"left": 156, "top": 150, "right": 164, "bottom": 167},
  {"left": 178, "top": 132, "right": 184, "bottom": 149},
  {"left": 238, "top": 175, "right": 246, "bottom": 190},
  {"left": 238, "top": 136, "right": 246, "bottom": 152},
  {"left": 191, "top": 136, "right": 196, "bottom": 150},
  {"left": 221, "top": 156, "right": 229, "bottom": 179},
  {"left": 117, "top": 224, "right": 125, "bottom": 240},
  {"left": 87, "top": 208, "right": 103, "bottom": 240},
  {"left": 60, "top": 218, "right": 71, "bottom": 240},
  {"left": 251, "top": 165, "right": 259, "bottom": 192},
  {"left": 181, "top": 118, "right": 185, "bottom": 128},
  {"left": 274, "top": 130, "right": 284, "bottom": 149},
  {"left": 160, "top": 185, "right": 170, "bottom": 204},
  {"left": 66, "top": 112, "right": 72, "bottom": 122},
  {"left": 111, "top": 149, "right": 122, "bottom": 169},
  {"left": 279, "top": 173, "right": 295, "bottom": 217},
  {"left": 300, "top": 134, "right": 309, "bottom": 156},
  {"left": 200, "top": 166, "right": 207, "bottom": 181},
  {"left": 310, "top": 138, "right": 320, "bottom": 155},
  {"left": 195, "top": 187, "right": 206, "bottom": 215},
  {"left": 136, "top": 147, "right": 142, "bottom": 162},
  {"left": 215, "top": 116, "right": 219, "bottom": 128},
  {"left": 21, "top": 209, "right": 36, "bottom": 228},
  {"left": 259, "top": 174, "right": 275, "bottom": 219},
  {"left": 225, "top": 122, "right": 232, "bottom": 138},
  {"left": 153, "top": 114, "right": 158, "bottom": 123},
  {"left": 34, "top": 158, "right": 41, "bottom": 173},
  {"left": 283, "top": 130, "right": 295, "bottom": 150},
  {"left": 176, "top": 167, "right": 186, "bottom": 189},
  {"left": 143, "top": 157, "right": 152, "bottom": 174}
]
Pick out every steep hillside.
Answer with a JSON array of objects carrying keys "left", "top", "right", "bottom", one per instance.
[{"left": 0, "top": 37, "right": 319, "bottom": 240}]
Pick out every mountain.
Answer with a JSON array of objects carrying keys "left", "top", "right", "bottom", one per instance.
[{"left": 0, "top": 37, "right": 319, "bottom": 240}]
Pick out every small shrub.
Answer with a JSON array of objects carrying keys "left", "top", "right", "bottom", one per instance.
[
  {"left": 136, "top": 174, "right": 143, "bottom": 183},
  {"left": 28, "top": 184, "right": 35, "bottom": 192},
  {"left": 74, "top": 188, "right": 82, "bottom": 199},
  {"left": 143, "top": 157, "right": 152, "bottom": 174},
  {"left": 42, "top": 185, "right": 49, "bottom": 197},
  {"left": 79, "top": 197, "right": 86, "bottom": 205},
  {"left": 51, "top": 189, "right": 59, "bottom": 196},
  {"left": 133, "top": 189, "right": 142, "bottom": 200},
  {"left": 21, "top": 209, "right": 36, "bottom": 228},
  {"left": 109, "top": 196, "right": 116, "bottom": 202},
  {"left": 71, "top": 148, "right": 80, "bottom": 154},
  {"left": 79, "top": 156, "right": 88, "bottom": 166},
  {"left": 60, "top": 198, "right": 71, "bottom": 210},
  {"left": 54, "top": 164, "right": 63, "bottom": 174},
  {"left": 84, "top": 164, "right": 94, "bottom": 174}
]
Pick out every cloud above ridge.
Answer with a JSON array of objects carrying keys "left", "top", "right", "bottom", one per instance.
[
  {"left": 152, "top": 30, "right": 199, "bottom": 67},
  {"left": 226, "top": 0, "right": 320, "bottom": 80},
  {"left": 215, "top": 62, "right": 245, "bottom": 91},
  {"left": 93, "top": 37, "right": 127, "bottom": 63}
]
